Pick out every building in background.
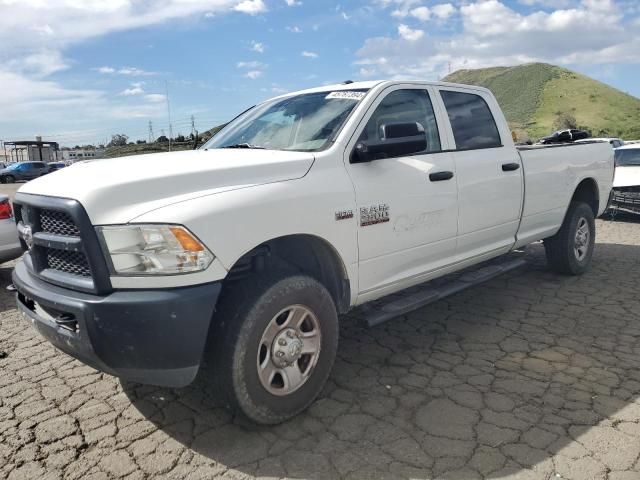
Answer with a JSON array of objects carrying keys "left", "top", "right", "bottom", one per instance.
[
  {"left": 3, "top": 137, "right": 60, "bottom": 163},
  {"left": 59, "top": 148, "right": 105, "bottom": 163}
]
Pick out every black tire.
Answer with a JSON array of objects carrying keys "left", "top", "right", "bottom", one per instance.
[
  {"left": 4, "top": 175, "right": 14, "bottom": 184},
  {"left": 544, "top": 201, "right": 595, "bottom": 275},
  {"left": 211, "top": 273, "right": 339, "bottom": 424}
]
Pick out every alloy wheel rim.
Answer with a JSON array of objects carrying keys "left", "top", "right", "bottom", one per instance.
[
  {"left": 257, "top": 304, "right": 321, "bottom": 396},
  {"left": 574, "top": 217, "right": 590, "bottom": 261}
]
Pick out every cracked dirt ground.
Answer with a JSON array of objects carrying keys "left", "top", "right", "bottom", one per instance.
[{"left": 2, "top": 218, "right": 640, "bottom": 480}]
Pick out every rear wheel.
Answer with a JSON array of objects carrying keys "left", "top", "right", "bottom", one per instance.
[
  {"left": 211, "top": 273, "right": 339, "bottom": 424},
  {"left": 4, "top": 175, "right": 14, "bottom": 184},
  {"left": 544, "top": 201, "right": 595, "bottom": 275}
]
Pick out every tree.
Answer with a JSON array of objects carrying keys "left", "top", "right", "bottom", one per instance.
[
  {"left": 174, "top": 134, "right": 185, "bottom": 143},
  {"left": 553, "top": 112, "right": 578, "bottom": 131},
  {"left": 136, "top": 140, "right": 147, "bottom": 145},
  {"left": 108, "top": 134, "right": 129, "bottom": 147},
  {"left": 157, "top": 135, "right": 169, "bottom": 143}
]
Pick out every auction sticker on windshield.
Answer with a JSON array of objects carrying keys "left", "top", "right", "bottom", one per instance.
[{"left": 326, "top": 91, "right": 366, "bottom": 100}]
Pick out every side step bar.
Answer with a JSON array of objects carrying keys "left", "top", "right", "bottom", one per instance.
[{"left": 362, "top": 255, "right": 528, "bottom": 328}]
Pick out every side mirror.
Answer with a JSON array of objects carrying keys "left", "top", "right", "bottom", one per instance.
[{"left": 351, "top": 122, "right": 427, "bottom": 163}]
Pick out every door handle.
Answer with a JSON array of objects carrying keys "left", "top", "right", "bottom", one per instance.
[
  {"left": 502, "top": 162, "right": 520, "bottom": 172},
  {"left": 429, "top": 171, "right": 454, "bottom": 182}
]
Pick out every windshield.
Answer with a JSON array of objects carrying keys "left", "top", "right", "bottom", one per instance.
[
  {"left": 202, "top": 89, "right": 369, "bottom": 152},
  {"left": 615, "top": 149, "right": 640, "bottom": 167}
]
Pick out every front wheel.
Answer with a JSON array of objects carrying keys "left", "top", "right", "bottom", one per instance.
[
  {"left": 4, "top": 175, "right": 14, "bottom": 184},
  {"left": 212, "top": 274, "right": 339, "bottom": 424},
  {"left": 544, "top": 201, "right": 595, "bottom": 275}
]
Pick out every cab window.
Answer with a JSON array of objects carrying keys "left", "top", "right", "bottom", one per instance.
[
  {"left": 358, "top": 89, "right": 441, "bottom": 155},
  {"left": 440, "top": 90, "right": 502, "bottom": 150}
]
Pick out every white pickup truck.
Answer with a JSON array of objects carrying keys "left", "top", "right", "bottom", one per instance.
[{"left": 12, "top": 80, "right": 613, "bottom": 424}]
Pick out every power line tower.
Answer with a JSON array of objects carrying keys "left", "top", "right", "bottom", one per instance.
[
  {"left": 165, "top": 81, "right": 173, "bottom": 152},
  {"left": 148, "top": 121, "right": 154, "bottom": 143},
  {"left": 190, "top": 115, "right": 196, "bottom": 137}
]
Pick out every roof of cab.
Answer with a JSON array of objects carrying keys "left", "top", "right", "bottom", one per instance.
[{"left": 269, "top": 79, "right": 493, "bottom": 101}]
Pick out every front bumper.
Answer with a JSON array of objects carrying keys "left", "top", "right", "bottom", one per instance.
[
  {"left": 609, "top": 188, "right": 640, "bottom": 215},
  {"left": 12, "top": 260, "right": 221, "bottom": 387}
]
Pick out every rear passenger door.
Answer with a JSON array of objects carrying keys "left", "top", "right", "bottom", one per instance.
[{"left": 436, "top": 88, "right": 523, "bottom": 260}]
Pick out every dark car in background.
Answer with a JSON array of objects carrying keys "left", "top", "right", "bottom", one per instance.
[
  {"left": 0, "top": 162, "right": 49, "bottom": 183},
  {"left": 47, "top": 162, "right": 67, "bottom": 173},
  {"left": 539, "top": 128, "right": 590, "bottom": 144}
]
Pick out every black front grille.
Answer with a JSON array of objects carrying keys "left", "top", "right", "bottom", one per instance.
[
  {"left": 14, "top": 194, "right": 111, "bottom": 294},
  {"left": 46, "top": 249, "right": 92, "bottom": 277},
  {"left": 40, "top": 209, "right": 80, "bottom": 236}
]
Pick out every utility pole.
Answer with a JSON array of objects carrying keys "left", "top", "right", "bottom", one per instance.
[
  {"left": 165, "top": 81, "right": 173, "bottom": 152},
  {"left": 190, "top": 115, "right": 196, "bottom": 137},
  {"left": 148, "top": 121, "right": 154, "bottom": 143}
]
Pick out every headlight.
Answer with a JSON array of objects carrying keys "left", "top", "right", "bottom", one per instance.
[{"left": 97, "top": 224, "right": 214, "bottom": 275}]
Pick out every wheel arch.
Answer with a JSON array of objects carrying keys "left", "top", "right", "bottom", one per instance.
[
  {"left": 223, "top": 234, "right": 352, "bottom": 314},
  {"left": 571, "top": 177, "right": 599, "bottom": 216}
]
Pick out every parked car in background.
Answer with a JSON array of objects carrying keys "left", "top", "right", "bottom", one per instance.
[
  {"left": 539, "top": 129, "right": 590, "bottom": 144},
  {"left": 0, "top": 195, "right": 22, "bottom": 264},
  {"left": 575, "top": 137, "right": 624, "bottom": 148},
  {"left": 0, "top": 162, "right": 49, "bottom": 183},
  {"left": 609, "top": 144, "right": 640, "bottom": 215},
  {"left": 47, "top": 162, "right": 66, "bottom": 173}
]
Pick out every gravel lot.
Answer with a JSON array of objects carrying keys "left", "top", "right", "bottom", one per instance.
[{"left": 1, "top": 184, "right": 640, "bottom": 479}]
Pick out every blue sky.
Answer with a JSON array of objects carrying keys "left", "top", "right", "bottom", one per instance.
[{"left": 0, "top": 0, "right": 638, "bottom": 146}]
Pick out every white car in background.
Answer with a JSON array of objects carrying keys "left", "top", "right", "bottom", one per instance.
[
  {"left": 575, "top": 137, "right": 625, "bottom": 148},
  {"left": 0, "top": 195, "right": 22, "bottom": 264},
  {"left": 609, "top": 144, "right": 640, "bottom": 215}
]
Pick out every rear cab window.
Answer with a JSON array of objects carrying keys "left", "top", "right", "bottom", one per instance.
[{"left": 439, "top": 90, "right": 502, "bottom": 150}]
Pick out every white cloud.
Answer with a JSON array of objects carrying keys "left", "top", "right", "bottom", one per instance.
[
  {"left": 284, "top": 0, "right": 302, "bottom": 5},
  {"left": 145, "top": 94, "right": 166, "bottom": 103},
  {"left": 357, "top": 0, "right": 640, "bottom": 80},
  {"left": 117, "top": 67, "right": 156, "bottom": 76},
  {"left": 0, "top": 0, "right": 270, "bottom": 141},
  {"left": 398, "top": 24, "right": 424, "bottom": 41},
  {"left": 410, "top": 6, "right": 430, "bottom": 22},
  {"left": 119, "top": 82, "right": 145, "bottom": 96},
  {"left": 234, "top": 0, "right": 267, "bottom": 15},
  {"left": 432, "top": 3, "right": 456, "bottom": 20},
  {"left": 250, "top": 41, "right": 265, "bottom": 53},
  {"left": 8, "top": 50, "right": 69, "bottom": 77},
  {"left": 95, "top": 66, "right": 156, "bottom": 76},
  {"left": 302, "top": 51, "right": 319, "bottom": 58},
  {"left": 244, "top": 70, "right": 264, "bottom": 79},
  {"left": 286, "top": 26, "right": 303, "bottom": 33},
  {"left": 341, "top": 11, "right": 351, "bottom": 20},
  {"left": 237, "top": 61, "right": 266, "bottom": 68}
]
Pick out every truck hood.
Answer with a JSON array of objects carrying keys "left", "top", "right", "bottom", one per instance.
[
  {"left": 614, "top": 165, "right": 640, "bottom": 188},
  {"left": 18, "top": 149, "right": 315, "bottom": 224}
]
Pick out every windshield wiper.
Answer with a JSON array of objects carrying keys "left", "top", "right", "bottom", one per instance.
[{"left": 221, "top": 143, "right": 265, "bottom": 149}]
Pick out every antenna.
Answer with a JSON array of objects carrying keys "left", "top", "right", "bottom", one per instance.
[{"left": 165, "top": 81, "right": 173, "bottom": 152}]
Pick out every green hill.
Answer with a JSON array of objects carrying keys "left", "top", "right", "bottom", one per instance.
[{"left": 443, "top": 63, "right": 640, "bottom": 141}]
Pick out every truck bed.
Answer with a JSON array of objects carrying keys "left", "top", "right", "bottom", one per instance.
[{"left": 514, "top": 141, "right": 614, "bottom": 248}]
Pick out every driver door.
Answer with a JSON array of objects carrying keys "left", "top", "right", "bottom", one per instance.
[{"left": 344, "top": 86, "right": 459, "bottom": 300}]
